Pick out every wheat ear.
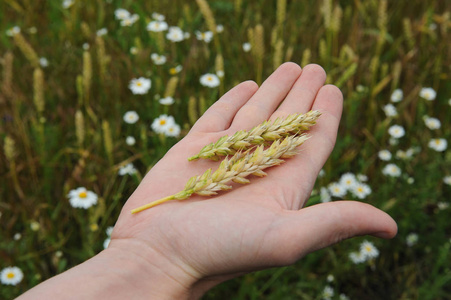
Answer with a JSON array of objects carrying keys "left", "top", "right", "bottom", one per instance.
[
  {"left": 131, "top": 135, "right": 309, "bottom": 213},
  {"left": 188, "top": 110, "right": 320, "bottom": 161}
]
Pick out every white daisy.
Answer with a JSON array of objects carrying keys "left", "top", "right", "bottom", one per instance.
[
  {"left": 328, "top": 182, "right": 347, "bottom": 198},
  {"left": 428, "top": 138, "right": 447, "bottom": 152},
  {"left": 28, "top": 27, "right": 37, "bottom": 34},
  {"left": 407, "top": 177, "right": 415, "bottom": 184},
  {"left": 423, "top": 116, "right": 441, "bottom": 130},
  {"left": 322, "top": 285, "right": 334, "bottom": 300},
  {"left": 360, "top": 240, "right": 379, "bottom": 259},
  {"left": 357, "top": 174, "right": 368, "bottom": 182},
  {"left": 152, "top": 12, "right": 165, "bottom": 21},
  {"left": 83, "top": 43, "right": 90, "bottom": 50},
  {"left": 114, "top": 8, "right": 130, "bottom": 20},
  {"left": 438, "top": 202, "right": 449, "bottom": 210},
  {"left": 216, "top": 24, "right": 224, "bottom": 33},
  {"left": 195, "top": 30, "right": 214, "bottom": 43},
  {"left": 129, "top": 77, "right": 151, "bottom": 95},
  {"left": 351, "top": 183, "right": 372, "bottom": 199},
  {"left": 62, "top": 0, "right": 75, "bottom": 9},
  {"left": 6, "top": 26, "right": 20, "bottom": 36},
  {"left": 242, "top": 42, "right": 251, "bottom": 52},
  {"left": 339, "top": 173, "right": 358, "bottom": 190},
  {"left": 320, "top": 187, "right": 331, "bottom": 203},
  {"left": 339, "top": 293, "right": 350, "bottom": 300},
  {"left": 159, "top": 96, "right": 174, "bottom": 105},
  {"left": 118, "top": 163, "right": 137, "bottom": 176},
  {"left": 103, "top": 238, "right": 111, "bottom": 249},
  {"left": 166, "top": 26, "right": 185, "bottom": 42},
  {"left": 146, "top": 21, "right": 168, "bottom": 32},
  {"left": 67, "top": 187, "right": 98, "bottom": 209},
  {"left": 120, "top": 14, "right": 139, "bottom": 27},
  {"left": 14, "top": 233, "right": 22, "bottom": 241},
  {"left": 444, "top": 176, "right": 451, "bottom": 186},
  {"left": 388, "top": 125, "right": 405, "bottom": 138},
  {"left": 151, "top": 115, "right": 175, "bottom": 134},
  {"left": 125, "top": 136, "right": 136, "bottom": 146},
  {"left": 349, "top": 251, "right": 366, "bottom": 264},
  {"left": 1, "top": 266, "right": 24, "bottom": 286},
  {"left": 382, "top": 163, "right": 401, "bottom": 177},
  {"left": 169, "top": 65, "right": 183, "bottom": 75},
  {"left": 165, "top": 123, "right": 181, "bottom": 137},
  {"left": 419, "top": 87, "right": 436, "bottom": 101},
  {"left": 390, "top": 89, "right": 403, "bottom": 102},
  {"left": 39, "top": 57, "right": 49, "bottom": 68},
  {"left": 123, "top": 111, "right": 139, "bottom": 124},
  {"left": 106, "top": 226, "right": 114, "bottom": 236},
  {"left": 216, "top": 70, "right": 225, "bottom": 78},
  {"left": 200, "top": 73, "right": 220, "bottom": 88},
  {"left": 383, "top": 104, "right": 397, "bottom": 117},
  {"left": 150, "top": 53, "right": 167, "bottom": 65},
  {"left": 406, "top": 233, "right": 418, "bottom": 247},
  {"left": 130, "top": 47, "right": 138, "bottom": 55},
  {"left": 378, "top": 149, "right": 392, "bottom": 161},
  {"left": 96, "top": 28, "right": 108, "bottom": 36}
]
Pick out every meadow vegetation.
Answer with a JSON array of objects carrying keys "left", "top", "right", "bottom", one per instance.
[{"left": 1, "top": 0, "right": 450, "bottom": 299}]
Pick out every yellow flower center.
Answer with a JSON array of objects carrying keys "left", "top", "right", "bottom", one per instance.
[
  {"left": 136, "top": 82, "right": 142, "bottom": 87},
  {"left": 201, "top": 33, "right": 206, "bottom": 38},
  {"left": 169, "top": 68, "right": 176, "bottom": 75},
  {"left": 207, "top": 76, "right": 212, "bottom": 81},
  {"left": 435, "top": 140, "right": 440, "bottom": 145},
  {"left": 357, "top": 187, "right": 363, "bottom": 193},
  {"left": 159, "top": 119, "right": 166, "bottom": 125},
  {"left": 7, "top": 272, "right": 15, "bottom": 279},
  {"left": 365, "top": 246, "right": 372, "bottom": 252},
  {"left": 79, "top": 191, "right": 88, "bottom": 198}
]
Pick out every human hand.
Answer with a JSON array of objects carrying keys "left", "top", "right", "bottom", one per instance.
[{"left": 110, "top": 63, "right": 397, "bottom": 298}]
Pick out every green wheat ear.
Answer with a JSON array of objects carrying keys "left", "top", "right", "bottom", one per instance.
[
  {"left": 187, "top": 110, "right": 321, "bottom": 161},
  {"left": 131, "top": 134, "right": 309, "bottom": 214}
]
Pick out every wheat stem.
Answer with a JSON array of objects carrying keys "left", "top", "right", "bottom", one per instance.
[{"left": 188, "top": 110, "right": 320, "bottom": 161}]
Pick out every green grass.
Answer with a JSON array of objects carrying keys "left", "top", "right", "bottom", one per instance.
[{"left": 1, "top": 0, "right": 450, "bottom": 299}]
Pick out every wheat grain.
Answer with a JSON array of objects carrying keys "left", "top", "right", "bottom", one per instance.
[
  {"left": 188, "top": 110, "right": 321, "bottom": 161},
  {"left": 131, "top": 135, "right": 309, "bottom": 213}
]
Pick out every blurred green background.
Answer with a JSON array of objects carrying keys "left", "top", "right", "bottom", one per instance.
[{"left": 1, "top": 0, "right": 450, "bottom": 299}]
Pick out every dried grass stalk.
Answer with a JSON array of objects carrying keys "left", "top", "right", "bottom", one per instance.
[
  {"left": 131, "top": 135, "right": 309, "bottom": 213},
  {"left": 188, "top": 110, "right": 321, "bottom": 161}
]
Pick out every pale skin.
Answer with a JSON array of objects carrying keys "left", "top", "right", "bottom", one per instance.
[{"left": 18, "top": 63, "right": 397, "bottom": 299}]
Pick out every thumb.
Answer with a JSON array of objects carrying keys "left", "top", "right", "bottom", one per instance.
[{"left": 266, "top": 201, "right": 397, "bottom": 266}]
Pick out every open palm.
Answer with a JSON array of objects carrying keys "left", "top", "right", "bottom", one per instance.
[{"left": 111, "top": 63, "right": 397, "bottom": 295}]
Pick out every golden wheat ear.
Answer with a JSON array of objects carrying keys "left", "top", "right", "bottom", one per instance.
[
  {"left": 131, "top": 134, "right": 309, "bottom": 214},
  {"left": 188, "top": 110, "right": 321, "bottom": 161}
]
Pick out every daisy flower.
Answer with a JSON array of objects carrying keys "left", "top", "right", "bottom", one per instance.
[
  {"left": 423, "top": 116, "right": 441, "bottom": 130},
  {"left": 151, "top": 115, "right": 175, "bottom": 134},
  {"left": 123, "top": 111, "right": 139, "bottom": 124},
  {"left": 96, "top": 28, "right": 108, "bottom": 36},
  {"left": 357, "top": 174, "right": 368, "bottom": 182},
  {"left": 322, "top": 286, "right": 334, "bottom": 300},
  {"left": 378, "top": 149, "right": 392, "bottom": 161},
  {"left": 383, "top": 104, "right": 397, "bottom": 117},
  {"left": 159, "top": 96, "right": 174, "bottom": 105},
  {"left": 114, "top": 8, "right": 130, "bottom": 20},
  {"left": 120, "top": 14, "right": 139, "bottom": 27},
  {"left": 320, "top": 187, "right": 331, "bottom": 203},
  {"left": 388, "top": 125, "right": 405, "bottom": 138},
  {"left": 1, "top": 266, "right": 24, "bottom": 286},
  {"left": 152, "top": 12, "right": 165, "bottom": 21},
  {"left": 195, "top": 30, "right": 214, "bottom": 43},
  {"left": 351, "top": 183, "right": 372, "bottom": 199},
  {"left": 444, "top": 176, "right": 451, "bottom": 186},
  {"left": 166, "top": 26, "right": 185, "bottom": 42},
  {"left": 103, "top": 237, "right": 111, "bottom": 249},
  {"left": 428, "top": 138, "right": 447, "bottom": 152},
  {"left": 328, "top": 182, "right": 346, "bottom": 198},
  {"left": 129, "top": 77, "right": 151, "bottom": 95},
  {"left": 118, "top": 163, "right": 137, "bottom": 176},
  {"left": 169, "top": 65, "right": 183, "bottom": 75},
  {"left": 39, "top": 57, "right": 49, "bottom": 68},
  {"left": 146, "top": 21, "right": 168, "bottom": 32},
  {"left": 165, "top": 123, "right": 181, "bottom": 137},
  {"left": 406, "top": 233, "right": 418, "bottom": 247},
  {"left": 360, "top": 240, "right": 379, "bottom": 259},
  {"left": 339, "top": 294, "right": 350, "bottom": 300},
  {"left": 6, "top": 26, "right": 20, "bottom": 36},
  {"left": 150, "top": 53, "right": 167, "bottom": 65},
  {"left": 216, "top": 70, "right": 225, "bottom": 78},
  {"left": 67, "top": 187, "right": 98, "bottom": 209},
  {"left": 130, "top": 47, "right": 138, "bottom": 55},
  {"left": 382, "top": 163, "right": 401, "bottom": 177},
  {"left": 242, "top": 42, "right": 251, "bottom": 52},
  {"left": 390, "top": 89, "right": 403, "bottom": 102},
  {"left": 339, "top": 173, "right": 358, "bottom": 190},
  {"left": 419, "top": 87, "right": 436, "bottom": 101},
  {"left": 349, "top": 251, "right": 366, "bottom": 264},
  {"left": 200, "top": 73, "right": 220, "bottom": 88},
  {"left": 126, "top": 136, "right": 136, "bottom": 146},
  {"left": 62, "top": 0, "right": 74, "bottom": 9},
  {"left": 216, "top": 24, "right": 224, "bottom": 33}
]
